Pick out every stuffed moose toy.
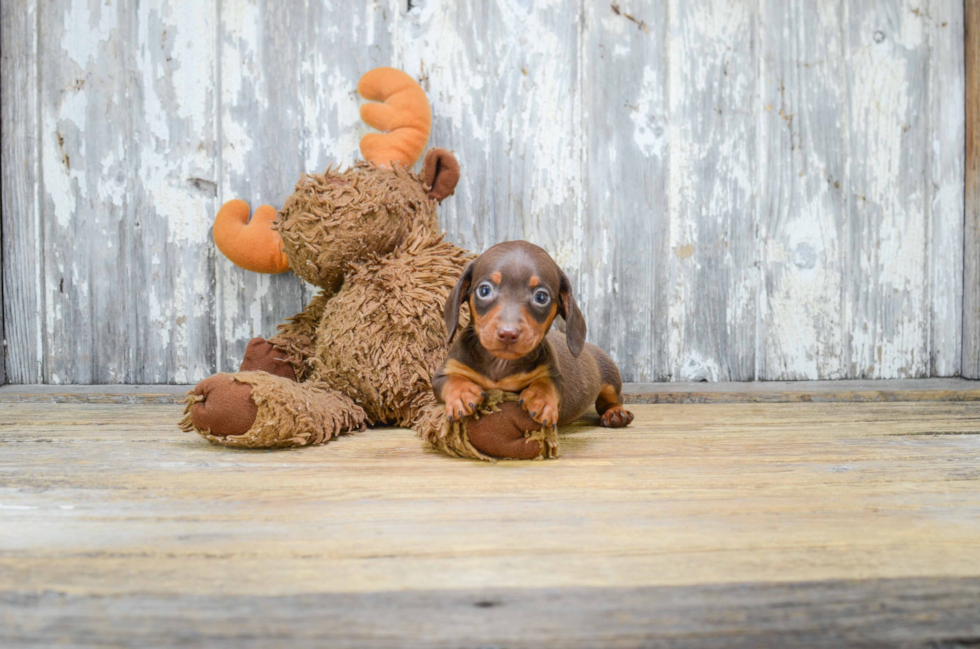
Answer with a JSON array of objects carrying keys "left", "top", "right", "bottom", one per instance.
[{"left": 180, "top": 68, "right": 556, "bottom": 461}]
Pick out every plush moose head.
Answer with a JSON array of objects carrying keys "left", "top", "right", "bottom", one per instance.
[{"left": 211, "top": 68, "right": 461, "bottom": 291}]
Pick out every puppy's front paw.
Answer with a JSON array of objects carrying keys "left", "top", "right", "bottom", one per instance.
[
  {"left": 444, "top": 379, "right": 485, "bottom": 421},
  {"left": 600, "top": 405, "right": 634, "bottom": 428},
  {"left": 519, "top": 380, "right": 560, "bottom": 429}
]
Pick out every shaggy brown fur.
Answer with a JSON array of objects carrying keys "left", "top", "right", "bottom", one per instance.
[
  {"left": 181, "top": 69, "right": 551, "bottom": 461},
  {"left": 276, "top": 163, "right": 438, "bottom": 291}
]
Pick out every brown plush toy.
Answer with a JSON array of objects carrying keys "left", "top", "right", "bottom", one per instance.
[{"left": 179, "top": 68, "right": 553, "bottom": 461}]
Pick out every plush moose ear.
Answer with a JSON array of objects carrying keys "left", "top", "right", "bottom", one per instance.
[
  {"left": 445, "top": 260, "right": 475, "bottom": 343},
  {"left": 212, "top": 200, "right": 290, "bottom": 274},
  {"left": 558, "top": 270, "right": 586, "bottom": 357},
  {"left": 423, "top": 148, "right": 460, "bottom": 202}
]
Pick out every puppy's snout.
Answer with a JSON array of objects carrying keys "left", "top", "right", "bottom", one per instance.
[{"left": 496, "top": 326, "right": 522, "bottom": 344}]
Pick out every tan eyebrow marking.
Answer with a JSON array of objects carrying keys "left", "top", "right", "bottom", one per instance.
[
  {"left": 529, "top": 275, "right": 540, "bottom": 288},
  {"left": 490, "top": 271, "right": 502, "bottom": 284}
]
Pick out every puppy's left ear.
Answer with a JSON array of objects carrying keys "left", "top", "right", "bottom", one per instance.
[
  {"left": 423, "top": 148, "right": 460, "bottom": 202},
  {"left": 558, "top": 271, "right": 586, "bottom": 357}
]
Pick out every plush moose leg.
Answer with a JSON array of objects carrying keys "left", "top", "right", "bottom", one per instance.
[
  {"left": 180, "top": 371, "right": 367, "bottom": 448},
  {"left": 238, "top": 338, "right": 297, "bottom": 380},
  {"left": 268, "top": 290, "right": 332, "bottom": 381},
  {"left": 414, "top": 391, "right": 557, "bottom": 461}
]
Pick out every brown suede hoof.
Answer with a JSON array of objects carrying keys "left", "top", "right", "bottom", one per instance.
[
  {"left": 466, "top": 402, "right": 544, "bottom": 460},
  {"left": 239, "top": 338, "right": 296, "bottom": 381},
  {"left": 190, "top": 374, "right": 259, "bottom": 437}
]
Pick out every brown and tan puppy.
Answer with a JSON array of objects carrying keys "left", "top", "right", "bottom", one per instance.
[{"left": 433, "top": 241, "right": 634, "bottom": 431}]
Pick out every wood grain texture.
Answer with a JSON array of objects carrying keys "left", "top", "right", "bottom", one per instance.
[
  {"left": 580, "top": 1, "right": 669, "bottom": 382},
  {"left": 759, "top": 0, "right": 848, "bottom": 380},
  {"left": 761, "top": 0, "right": 966, "bottom": 381},
  {"left": 929, "top": 0, "right": 965, "bottom": 376},
  {"left": 667, "top": 0, "right": 759, "bottom": 381},
  {"left": 1, "top": 400, "right": 979, "bottom": 644},
  {"left": 966, "top": 0, "right": 980, "bottom": 379},
  {"left": 0, "top": 384, "right": 191, "bottom": 404},
  {"left": 1, "top": 0, "right": 40, "bottom": 384},
  {"left": 1, "top": 247, "right": 3, "bottom": 386},
  {"left": 4, "top": 579, "right": 979, "bottom": 647},
  {"left": 36, "top": 0, "right": 217, "bottom": 384},
  {"left": 845, "top": 0, "right": 932, "bottom": 378},
  {"left": 400, "top": 0, "right": 584, "bottom": 256},
  {"left": 1, "top": 218, "right": 3, "bottom": 386},
  {"left": 622, "top": 377, "right": 980, "bottom": 403},
  {"left": 0, "top": 0, "right": 970, "bottom": 383}
]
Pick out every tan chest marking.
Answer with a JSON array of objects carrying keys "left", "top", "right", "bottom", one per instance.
[{"left": 442, "top": 359, "right": 552, "bottom": 393}]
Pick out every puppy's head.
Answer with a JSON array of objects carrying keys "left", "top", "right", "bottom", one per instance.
[{"left": 445, "top": 241, "right": 586, "bottom": 360}]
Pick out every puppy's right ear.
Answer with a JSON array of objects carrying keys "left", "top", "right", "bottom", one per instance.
[
  {"left": 558, "top": 270, "right": 587, "bottom": 357},
  {"left": 445, "top": 260, "right": 475, "bottom": 343}
]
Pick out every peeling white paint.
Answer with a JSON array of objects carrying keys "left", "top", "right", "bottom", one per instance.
[
  {"left": 676, "top": 350, "right": 722, "bottom": 382},
  {"left": 43, "top": 88, "right": 88, "bottom": 228},
  {"left": 667, "top": 0, "right": 757, "bottom": 380},
  {"left": 401, "top": 0, "right": 492, "bottom": 145},
  {"left": 631, "top": 65, "right": 665, "bottom": 158},
  {"left": 847, "top": 3, "right": 929, "bottom": 378},
  {"left": 168, "top": 1, "right": 213, "bottom": 133},
  {"left": 8, "top": 0, "right": 966, "bottom": 384},
  {"left": 60, "top": 0, "right": 117, "bottom": 67}
]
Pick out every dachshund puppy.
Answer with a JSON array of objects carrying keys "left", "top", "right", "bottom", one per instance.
[{"left": 433, "top": 241, "right": 634, "bottom": 430}]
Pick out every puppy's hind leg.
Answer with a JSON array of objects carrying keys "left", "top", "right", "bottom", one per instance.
[{"left": 593, "top": 348, "right": 634, "bottom": 428}]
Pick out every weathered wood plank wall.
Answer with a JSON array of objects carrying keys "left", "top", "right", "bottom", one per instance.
[
  {"left": 966, "top": 0, "right": 980, "bottom": 379},
  {"left": 2, "top": 0, "right": 40, "bottom": 386},
  {"left": 0, "top": 0, "right": 969, "bottom": 384}
]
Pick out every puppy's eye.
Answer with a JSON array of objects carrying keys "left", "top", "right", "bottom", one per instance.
[
  {"left": 476, "top": 283, "right": 494, "bottom": 299},
  {"left": 533, "top": 290, "right": 550, "bottom": 306}
]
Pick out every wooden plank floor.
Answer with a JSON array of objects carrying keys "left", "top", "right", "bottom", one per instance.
[{"left": 1, "top": 392, "right": 980, "bottom": 647}]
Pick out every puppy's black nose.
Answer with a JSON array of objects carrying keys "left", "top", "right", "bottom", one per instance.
[{"left": 496, "top": 326, "right": 521, "bottom": 344}]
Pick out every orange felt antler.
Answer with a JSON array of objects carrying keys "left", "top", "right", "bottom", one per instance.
[
  {"left": 357, "top": 67, "right": 431, "bottom": 168},
  {"left": 213, "top": 199, "right": 290, "bottom": 274}
]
